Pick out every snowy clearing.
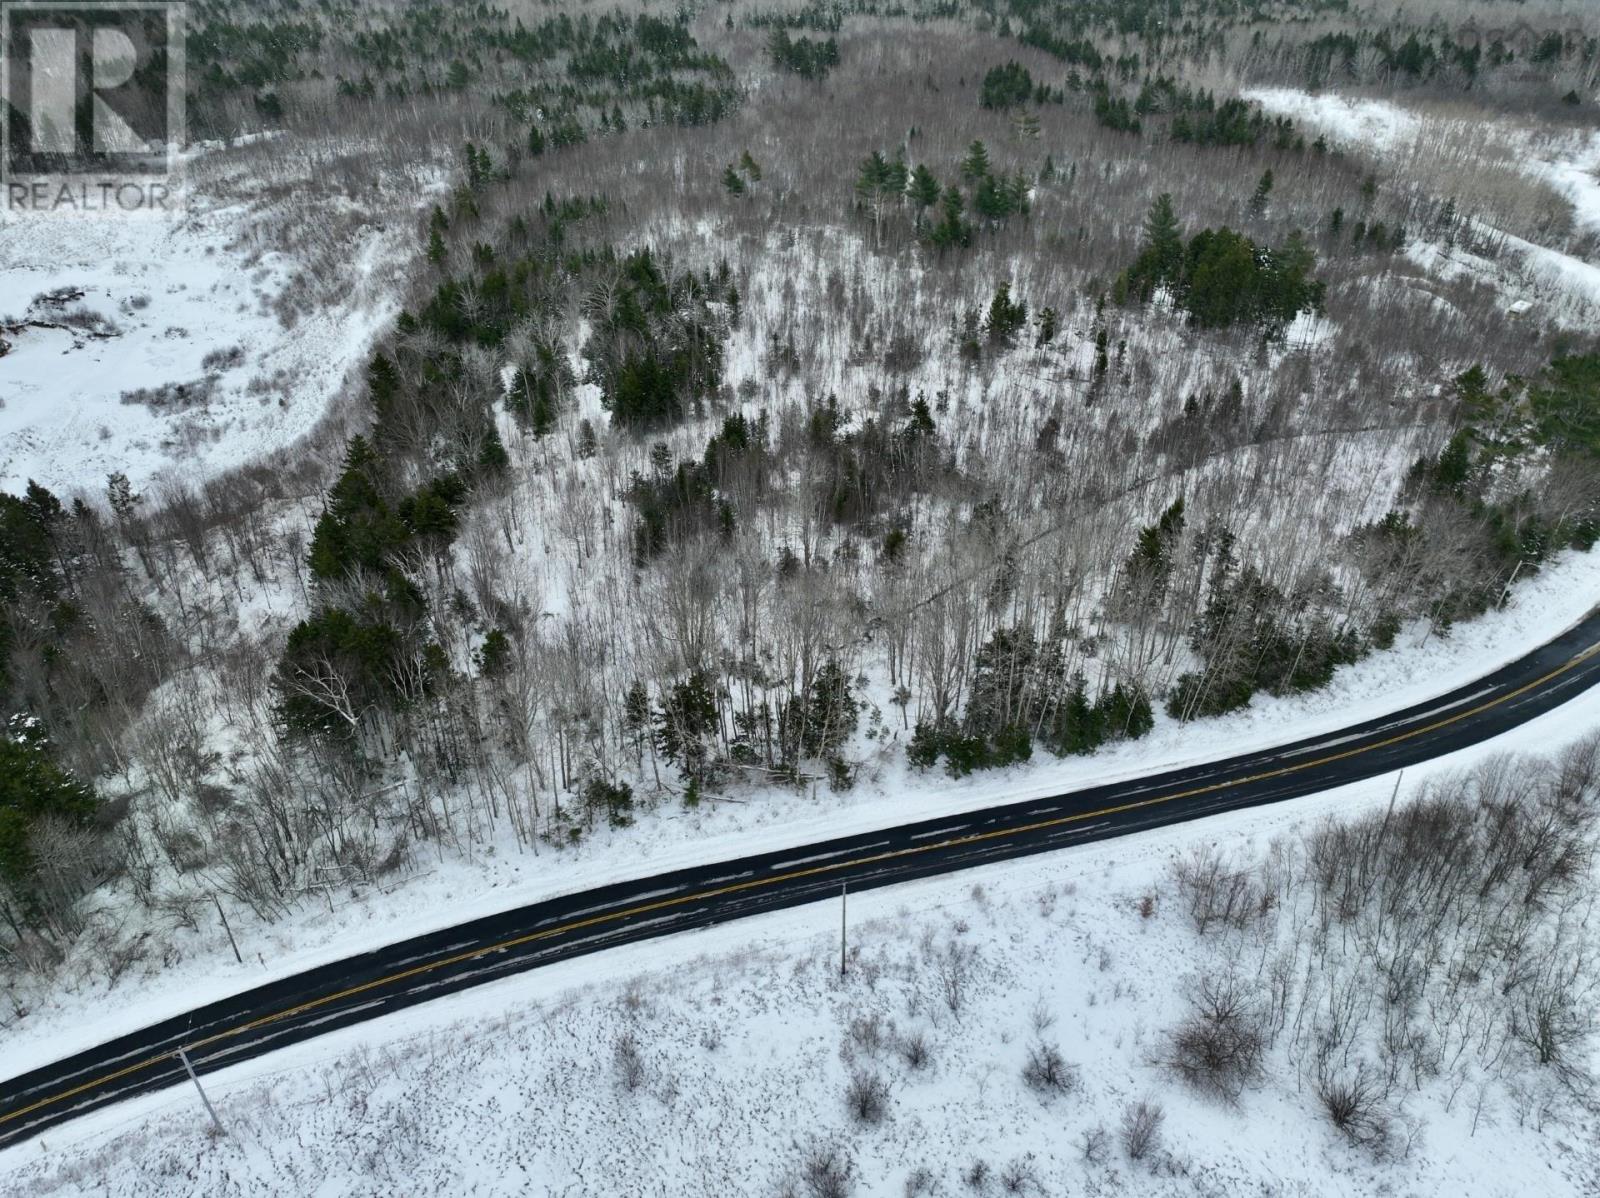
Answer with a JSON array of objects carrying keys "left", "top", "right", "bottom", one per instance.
[{"left": 0, "top": 153, "right": 431, "bottom": 496}]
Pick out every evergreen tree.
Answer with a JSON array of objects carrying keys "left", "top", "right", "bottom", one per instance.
[
  {"left": 790, "top": 660, "right": 860, "bottom": 759},
  {"left": 475, "top": 629, "right": 513, "bottom": 678},
  {"left": 463, "top": 141, "right": 494, "bottom": 190},
  {"left": 927, "top": 187, "right": 972, "bottom": 249},
  {"left": 1529, "top": 354, "right": 1600, "bottom": 456},
  {"left": 0, "top": 717, "right": 98, "bottom": 902},
  {"left": 654, "top": 671, "right": 719, "bottom": 781},
  {"left": 960, "top": 139, "right": 991, "bottom": 183},
  {"left": 106, "top": 472, "right": 139, "bottom": 519},
  {"left": 855, "top": 151, "right": 908, "bottom": 244},
  {"left": 623, "top": 680, "right": 652, "bottom": 761},
  {"left": 470, "top": 414, "right": 505, "bottom": 470},
  {"left": 426, "top": 205, "right": 449, "bottom": 265},
  {"left": 275, "top": 603, "right": 422, "bottom": 737},
  {"left": 509, "top": 340, "right": 572, "bottom": 436},
  {"left": 583, "top": 777, "right": 635, "bottom": 828},
  {"left": 576, "top": 419, "right": 599, "bottom": 459},
  {"left": 1249, "top": 168, "right": 1274, "bottom": 216},
  {"left": 1123, "top": 497, "right": 1186, "bottom": 604},
  {"left": 1128, "top": 193, "right": 1183, "bottom": 298},
  {"left": 985, "top": 281, "right": 1028, "bottom": 345},
  {"left": 308, "top": 437, "right": 403, "bottom": 580},
  {"left": 980, "top": 62, "right": 1034, "bottom": 109},
  {"left": 908, "top": 164, "right": 940, "bottom": 213},
  {"left": 973, "top": 173, "right": 1011, "bottom": 220}
]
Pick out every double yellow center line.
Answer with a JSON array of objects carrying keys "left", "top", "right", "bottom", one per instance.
[{"left": 5, "top": 636, "right": 1598, "bottom": 1135}]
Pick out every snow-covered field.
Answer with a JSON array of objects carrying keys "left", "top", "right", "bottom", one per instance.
[
  {"left": 0, "top": 155, "right": 426, "bottom": 496},
  {"left": 4, "top": 678, "right": 1596, "bottom": 1197}
]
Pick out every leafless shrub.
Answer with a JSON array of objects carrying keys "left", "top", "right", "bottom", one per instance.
[
  {"left": 882, "top": 328, "right": 924, "bottom": 373},
  {"left": 1550, "top": 730, "right": 1600, "bottom": 808},
  {"left": 903, "top": 1166, "right": 935, "bottom": 1196},
  {"left": 1510, "top": 956, "right": 1592, "bottom": 1083},
  {"left": 120, "top": 377, "right": 219, "bottom": 411},
  {"left": 935, "top": 940, "right": 978, "bottom": 1015},
  {"left": 1172, "top": 845, "right": 1258, "bottom": 934},
  {"left": 1314, "top": 1061, "right": 1390, "bottom": 1153},
  {"left": 153, "top": 823, "right": 207, "bottom": 873},
  {"left": 54, "top": 304, "right": 120, "bottom": 337},
  {"left": 613, "top": 1030, "right": 646, "bottom": 1092},
  {"left": 619, "top": 977, "right": 649, "bottom": 1015},
  {"left": 156, "top": 893, "right": 200, "bottom": 932},
  {"left": 201, "top": 344, "right": 246, "bottom": 371},
  {"left": 896, "top": 1029, "right": 932, "bottom": 1071},
  {"left": 847, "top": 1013, "right": 888, "bottom": 1056},
  {"left": 1166, "top": 973, "right": 1267, "bottom": 1102},
  {"left": 1119, "top": 1098, "right": 1165, "bottom": 1161},
  {"left": 1077, "top": 1124, "right": 1110, "bottom": 1166},
  {"left": 999, "top": 1156, "right": 1040, "bottom": 1195},
  {"left": 27, "top": 817, "right": 117, "bottom": 940},
  {"left": 845, "top": 1069, "right": 890, "bottom": 1126},
  {"left": 797, "top": 1142, "right": 854, "bottom": 1198},
  {"left": 101, "top": 932, "right": 148, "bottom": 986},
  {"left": 962, "top": 1159, "right": 989, "bottom": 1191},
  {"left": 1021, "top": 1039, "right": 1079, "bottom": 1097}
]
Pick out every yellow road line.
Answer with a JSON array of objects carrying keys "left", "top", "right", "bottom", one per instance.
[{"left": 6, "top": 636, "right": 1599, "bottom": 1131}]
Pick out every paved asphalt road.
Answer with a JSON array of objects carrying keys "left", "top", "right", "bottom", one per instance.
[{"left": 4, "top": 608, "right": 1600, "bottom": 1150}]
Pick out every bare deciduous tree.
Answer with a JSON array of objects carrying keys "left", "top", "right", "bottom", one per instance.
[
  {"left": 1167, "top": 972, "right": 1268, "bottom": 1102},
  {"left": 1021, "top": 1039, "right": 1079, "bottom": 1097},
  {"left": 1119, "top": 1098, "right": 1165, "bottom": 1162}
]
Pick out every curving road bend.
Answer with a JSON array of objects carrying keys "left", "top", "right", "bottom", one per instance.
[{"left": 4, "top": 609, "right": 1600, "bottom": 1151}]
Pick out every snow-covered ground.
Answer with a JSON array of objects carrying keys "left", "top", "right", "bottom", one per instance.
[
  {"left": 1245, "top": 88, "right": 1425, "bottom": 154},
  {"left": 4, "top": 675, "right": 1596, "bottom": 1196},
  {"left": 5, "top": 85, "right": 1600, "bottom": 1195},
  {"left": 1247, "top": 87, "right": 1600, "bottom": 326},
  {"left": 6, "top": 543, "right": 1598, "bottom": 1080},
  {"left": 0, "top": 156, "right": 426, "bottom": 496}
]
